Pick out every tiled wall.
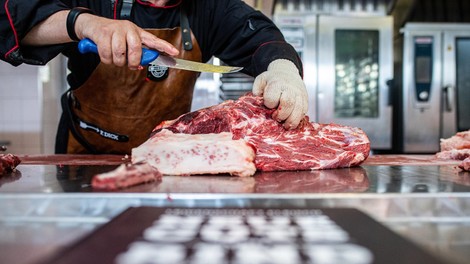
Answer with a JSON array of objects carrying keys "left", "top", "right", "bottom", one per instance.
[{"left": 0, "top": 61, "right": 42, "bottom": 154}]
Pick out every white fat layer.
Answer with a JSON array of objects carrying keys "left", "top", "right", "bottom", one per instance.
[{"left": 132, "top": 130, "right": 256, "bottom": 177}]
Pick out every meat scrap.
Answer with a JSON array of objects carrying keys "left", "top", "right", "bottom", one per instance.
[
  {"left": 439, "top": 130, "right": 470, "bottom": 151},
  {"left": 437, "top": 130, "right": 470, "bottom": 160},
  {"left": 436, "top": 130, "right": 470, "bottom": 171},
  {"left": 150, "top": 95, "right": 370, "bottom": 171},
  {"left": 0, "top": 153, "right": 21, "bottom": 176},
  {"left": 132, "top": 130, "right": 256, "bottom": 177},
  {"left": 91, "top": 162, "right": 162, "bottom": 190},
  {"left": 459, "top": 157, "right": 470, "bottom": 172},
  {"left": 435, "top": 149, "right": 470, "bottom": 160}
]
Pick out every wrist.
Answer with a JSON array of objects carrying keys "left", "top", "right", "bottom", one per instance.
[
  {"left": 267, "top": 59, "right": 299, "bottom": 74},
  {"left": 66, "top": 7, "right": 94, "bottom": 42}
]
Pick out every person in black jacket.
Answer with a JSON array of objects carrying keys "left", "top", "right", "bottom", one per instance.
[{"left": 0, "top": 0, "right": 308, "bottom": 154}]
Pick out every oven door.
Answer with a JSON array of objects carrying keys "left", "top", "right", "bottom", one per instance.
[
  {"left": 442, "top": 32, "right": 470, "bottom": 138},
  {"left": 402, "top": 29, "right": 442, "bottom": 153},
  {"left": 317, "top": 16, "right": 393, "bottom": 150}
]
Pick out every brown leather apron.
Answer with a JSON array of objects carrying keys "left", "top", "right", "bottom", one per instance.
[{"left": 65, "top": 28, "right": 201, "bottom": 154}]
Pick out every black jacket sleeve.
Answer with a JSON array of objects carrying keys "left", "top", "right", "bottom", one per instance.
[
  {"left": 190, "top": 0, "right": 303, "bottom": 77},
  {"left": 1, "top": 0, "right": 302, "bottom": 78},
  {"left": 0, "top": 0, "right": 70, "bottom": 66}
]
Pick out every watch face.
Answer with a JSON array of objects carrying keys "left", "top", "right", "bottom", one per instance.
[{"left": 147, "top": 65, "right": 169, "bottom": 81}]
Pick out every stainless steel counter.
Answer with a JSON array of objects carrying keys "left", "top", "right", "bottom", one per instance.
[{"left": 1, "top": 155, "right": 470, "bottom": 264}]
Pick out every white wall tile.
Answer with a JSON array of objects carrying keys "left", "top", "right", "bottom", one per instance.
[
  {"left": 20, "top": 98, "right": 41, "bottom": 122},
  {"left": 1, "top": 99, "right": 23, "bottom": 122},
  {"left": 0, "top": 61, "right": 42, "bottom": 154}
]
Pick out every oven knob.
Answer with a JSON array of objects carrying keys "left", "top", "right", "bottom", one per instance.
[{"left": 419, "top": 91, "right": 429, "bottom": 100}]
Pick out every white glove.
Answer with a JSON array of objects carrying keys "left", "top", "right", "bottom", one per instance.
[{"left": 253, "top": 59, "right": 308, "bottom": 129}]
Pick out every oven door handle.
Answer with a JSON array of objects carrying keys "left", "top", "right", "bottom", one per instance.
[
  {"left": 442, "top": 85, "right": 454, "bottom": 112},
  {"left": 443, "top": 85, "right": 453, "bottom": 112},
  {"left": 386, "top": 79, "right": 394, "bottom": 106}
]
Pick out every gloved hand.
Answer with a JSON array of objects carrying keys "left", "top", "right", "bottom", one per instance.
[{"left": 253, "top": 59, "right": 308, "bottom": 129}]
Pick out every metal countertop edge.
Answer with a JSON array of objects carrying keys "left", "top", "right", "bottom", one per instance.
[{"left": 1, "top": 192, "right": 470, "bottom": 199}]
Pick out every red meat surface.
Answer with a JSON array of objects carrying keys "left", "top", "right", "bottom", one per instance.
[
  {"left": 0, "top": 154, "right": 21, "bottom": 176},
  {"left": 151, "top": 95, "right": 370, "bottom": 171}
]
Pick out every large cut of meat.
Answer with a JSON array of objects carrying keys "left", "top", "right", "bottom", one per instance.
[
  {"left": 148, "top": 95, "right": 370, "bottom": 171},
  {"left": 0, "top": 154, "right": 21, "bottom": 176},
  {"left": 91, "top": 162, "right": 162, "bottom": 190},
  {"left": 132, "top": 130, "right": 256, "bottom": 177}
]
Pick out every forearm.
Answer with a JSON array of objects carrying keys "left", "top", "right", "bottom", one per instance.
[
  {"left": 22, "top": 7, "right": 178, "bottom": 69},
  {"left": 21, "top": 10, "right": 72, "bottom": 45}
]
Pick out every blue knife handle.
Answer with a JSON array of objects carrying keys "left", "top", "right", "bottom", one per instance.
[
  {"left": 78, "top": 38, "right": 98, "bottom": 54},
  {"left": 78, "top": 38, "right": 160, "bottom": 66},
  {"left": 141, "top": 48, "right": 159, "bottom": 66}
]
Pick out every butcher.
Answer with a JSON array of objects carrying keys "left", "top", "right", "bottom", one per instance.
[{"left": 0, "top": 0, "right": 308, "bottom": 154}]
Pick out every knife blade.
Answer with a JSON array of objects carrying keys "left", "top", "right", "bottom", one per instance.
[{"left": 78, "top": 38, "right": 243, "bottom": 73}]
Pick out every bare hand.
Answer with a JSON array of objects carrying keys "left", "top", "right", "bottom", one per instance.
[{"left": 74, "top": 14, "right": 179, "bottom": 69}]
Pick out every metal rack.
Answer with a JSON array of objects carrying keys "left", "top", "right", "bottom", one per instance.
[{"left": 219, "top": 72, "right": 254, "bottom": 101}]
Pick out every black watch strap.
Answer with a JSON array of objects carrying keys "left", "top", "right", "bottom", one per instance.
[{"left": 66, "top": 7, "right": 94, "bottom": 42}]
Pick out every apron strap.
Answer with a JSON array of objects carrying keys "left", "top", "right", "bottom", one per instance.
[
  {"left": 61, "top": 91, "right": 130, "bottom": 154},
  {"left": 180, "top": 1, "right": 193, "bottom": 51},
  {"left": 120, "top": 0, "right": 134, "bottom": 20},
  {"left": 61, "top": 90, "right": 98, "bottom": 153},
  {"left": 111, "top": 0, "right": 135, "bottom": 20}
]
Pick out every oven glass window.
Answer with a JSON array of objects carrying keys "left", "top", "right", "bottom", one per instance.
[
  {"left": 334, "top": 30, "right": 379, "bottom": 118},
  {"left": 415, "top": 56, "right": 432, "bottom": 84},
  {"left": 456, "top": 38, "right": 470, "bottom": 131}
]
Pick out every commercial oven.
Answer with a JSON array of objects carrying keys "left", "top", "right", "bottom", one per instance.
[
  {"left": 401, "top": 23, "right": 470, "bottom": 153},
  {"left": 275, "top": 14, "right": 394, "bottom": 151}
]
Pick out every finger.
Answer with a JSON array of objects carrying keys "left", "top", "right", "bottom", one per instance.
[
  {"left": 302, "top": 89, "right": 309, "bottom": 116},
  {"left": 111, "top": 33, "right": 127, "bottom": 67},
  {"left": 252, "top": 72, "right": 268, "bottom": 96},
  {"left": 126, "top": 32, "right": 142, "bottom": 69},
  {"left": 97, "top": 37, "right": 113, "bottom": 65},
  {"left": 263, "top": 82, "right": 283, "bottom": 109},
  {"left": 283, "top": 94, "right": 304, "bottom": 130},
  {"left": 141, "top": 31, "right": 179, "bottom": 56},
  {"left": 275, "top": 89, "right": 296, "bottom": 122}
]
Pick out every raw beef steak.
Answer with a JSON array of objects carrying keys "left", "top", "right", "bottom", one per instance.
[
  {"left": 150, "top": 95, "right": 370, "bottom": 171},
  {"left": 132, "top": 130, "right": 256, "bottom": 177},
  {"left": 0, "top": 154, "right": 21, "bottom": 176}
]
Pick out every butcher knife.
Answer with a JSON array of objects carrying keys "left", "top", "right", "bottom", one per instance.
[{"left": 78, "top": 38, "right": 243, "bottom": 73}]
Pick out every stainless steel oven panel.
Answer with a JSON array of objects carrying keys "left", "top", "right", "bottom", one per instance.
[
  {"left": 443, "top": 31, "right": 460, "bottom": 139},
  {"left": 402, "top": 28, "right": 442, "bottom": 153},
  {"left": 303, "top": 15, "right": 318, "bottom": 121},
  {"left": 402, "top": 23, "right": 470, "bottom": 152},
  {"left": 274, "top": 15, "right": 318, "bottom": 121},
  {"left": 317, "top": 16, "right": 393, "bottom": 150},
  {"left": 442, "top": 29, "right": 470, "bottom": 137}
]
